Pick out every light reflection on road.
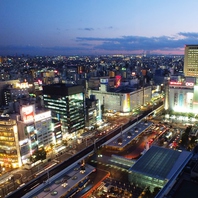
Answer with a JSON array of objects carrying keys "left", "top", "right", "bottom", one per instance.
[{"left": 122, "top": 133, "right": 157, "bottom": 159}]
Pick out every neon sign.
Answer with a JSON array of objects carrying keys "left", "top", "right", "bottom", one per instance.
[
  {"left": 115, "top": 75, "right": 121, "bottom": 88},
  {"left": 21, "top": 105, "right": 35, "bottom": 123},
  {"left": 169, "top": 82, "right": 182, "bottom": 85},
  {"left": 185, "top": 82, "right": 194, "bottom": 87}
]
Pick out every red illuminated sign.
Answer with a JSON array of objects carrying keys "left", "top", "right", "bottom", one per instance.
[
  {"left": 115, "top": 75, "right": 121, "bottom": 87},
  {"left": 185, "top": 82, "right": 194, "bottom": 87},
  {"left": 20, "top": 105, "right": 35, "bottom": 123},
  {"left": 169, "top": 82, "right": 182, "bottom": 85}
]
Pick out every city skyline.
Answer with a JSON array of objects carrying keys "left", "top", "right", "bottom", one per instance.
[{"left": 1, "top": 0, "right": 198, "bottom": 56}]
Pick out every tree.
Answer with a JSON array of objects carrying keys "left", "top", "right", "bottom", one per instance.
[
  {"left": 185, "top": 126, "right": 192, "bottom": 135},
  {"left": 62, "top": 140, "right": 68, "bottom": 147},
  {"left": 31, "top": 148, "right": 47, "bottom": 162},
  {"left": 152, "top": 187, "right": 161, "bottom": 197},
  {"left": 50, "top": 143, "right": 55, "bottom": 151},
  {"left": 181, "top": 133, "right": 188, "bottom": 146},
  {"left": 143, "top": 186, "right": 152, "bottom": 198},
  {"left": 189, "top": 136, "right": 196, "bottom": 150},
  {"left": 188, "top": 113, "right": 194, "bottom": 119}
]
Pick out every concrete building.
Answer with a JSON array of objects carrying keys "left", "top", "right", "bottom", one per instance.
[
  {"left": 16, "top": 105, "right": 53, "bottom": 164},
  {"left": 89, "top": 84, "right": 152, "bottom": 113},
  {"left": 85, "top": 95, "right": 101, "bottom": 127},
  {"left": 0, "top": 80, "right": 20, "bottom": 106},
  {"left": 184, "top": 45, "right": 198, "bottom": 78},
  {"left": 168, "top": 76, "right": 198, "bottom": 113}
]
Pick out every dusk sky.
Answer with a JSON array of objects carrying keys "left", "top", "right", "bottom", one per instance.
[{"left": 1, "top": 0, "right": 198, "bottom": 56}]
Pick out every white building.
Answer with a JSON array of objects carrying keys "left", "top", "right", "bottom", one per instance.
[
  {"left": 89, "top": 84, "right": 152, "bottom": 113},
  {"left": 168, "top": 77, "right": 198, "bottom": 113},
  {"left": 16, "top": 105, "right": 53, "bottom": 164}
]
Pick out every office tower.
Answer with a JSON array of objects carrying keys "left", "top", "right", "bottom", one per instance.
[
  {"left": 43, "top": 84, "right": 85, "bottom": 140},
  {"left": 184, "top": 45, "right": 198, "bottom": 78}
]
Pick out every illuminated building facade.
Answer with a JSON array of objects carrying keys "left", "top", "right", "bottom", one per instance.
[
  {"left": 85, "top": 95, "right": 100, "bottom": 127},
  {"left": 88, "top": 77, "right": 118, "bottom": 90},
  {"left": 3, "top": 86, "right": 29, "bottom": 106},
  {"left": 43, "top": 84, "right": 85, "bottom": 139},
  {"left": 0, "top": 118, "right": 21, "bottom": 168},
  {"left": 17, "top": 105, "right": 53, "bottom": 164},
  {"left": 184, "top": 45, "right": 198, "bottom": 77},
  {"left": 0, "top": 80, "right": 20, "bottom": 105},
  {"left": 128, "top": 146, "right": 191, "bottom": 192},
  {"left": 89, "top": 86, "right": 152, "bottom": 113},
  {"left": 168, "top": 78, "right": 198, "bottom": 113}
]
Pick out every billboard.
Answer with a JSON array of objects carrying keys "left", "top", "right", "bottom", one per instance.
[
  {"left": 34, "top": 111, "right": 51, "bottom": 122},
  {"left": 193, "top": 86, "right": 198, "bottom": 112},
  {"left": 123, "top": 93, "right": 130, "bottom": 112},
  {"left": 20, "top": 105, "right": 35, "bottom": 123},
  {"left": 115, "top": 75, "right": 121, "bottom": 88},
  {"left": 100, "top": 78, "right": 108, "bottom": 84}
]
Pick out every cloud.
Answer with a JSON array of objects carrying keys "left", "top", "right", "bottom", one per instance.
[
  {"left": 78, "top": 28, "right": 94, "bottom": 31},
  {"left": 0, "top": 45, "right": 92, "bottom": 56},
  {"left": 76, "top": 32, "right": 198, "bottom": 52},
  {"left": 106, "top": 26, "right": 113, "bottom": 29},
  {"left": 178, "top": 32, "right": 198, "bottom": 38},
  {"left": 1, "top": 32, "right": 198, "bottom": 55}
]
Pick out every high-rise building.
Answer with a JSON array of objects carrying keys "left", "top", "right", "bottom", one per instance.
[
  {"left": 0, "top": 118, "right": 21, "bottom": 168},
  {"left": 16, "top": 105, "right": 53, "bottom": 164},
  {"left": 85, "top": 95, "right": 100, "bottom": 127},
  {"left": 43, "top": 83, "right": 85, "bottom": 140},
  {"left": 184, "top": 45, "right": 198, "bottom": 78}
]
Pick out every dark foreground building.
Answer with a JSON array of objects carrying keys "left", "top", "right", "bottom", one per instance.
[{"left": 43, "top": 83, "right": 85, "bottom": 140}]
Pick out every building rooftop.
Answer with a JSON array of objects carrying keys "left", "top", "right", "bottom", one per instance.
[
  {"left": 130, "top": 146, "right": 192, "bottom": 180},
  {"left": 106, "top": 121, "right": 153, "bottom": 149},
  {"left": 23, "top": 163, "right": 95, "bottom": 198}
]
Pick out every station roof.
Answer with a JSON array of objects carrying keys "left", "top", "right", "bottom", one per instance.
[
  {"left": 24, "top": 164, "right": 95, "bottom": 198},
  {"left": 129, "top": 146, "right": 192, "bottom": 180},
  {"left": 106, "top": 121, "right": 153, "bottom": 148}
]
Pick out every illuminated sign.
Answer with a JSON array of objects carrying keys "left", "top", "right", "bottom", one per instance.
[
  {"left": 20, "top": 105, "right": 35, "bottom": 123},
  {"left": 100, "top": 78, "right": 108, "bottom": 84},
  {"left": 193, "top": 86, "right": 198, "bottom": 111},
  {"left": 123, "top": 93, "right": 130, "bottom": 112},
  {"left": 34, "top": 111, "right": 51, "bottom": 122},
  {"left": 16, "top": 82, "right": 30, "bottom": 89},
  {"left": 169, "top": 81, "right": 182, "bottom": 85},
  {"left": 185, "top": 82, "right": 194, "bottom": 87},
  {"left": 38, "top": 79, "right": 42, "bottom": 85},
  {"left": 115, "top": 75, "right": 121, "bottom": 88}
]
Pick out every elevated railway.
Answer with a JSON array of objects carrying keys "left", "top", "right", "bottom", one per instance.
[{"left": 7, "top": 101, "right": 163, "bottom": 198}]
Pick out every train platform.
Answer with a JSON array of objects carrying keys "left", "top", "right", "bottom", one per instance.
[
  {"left": 106, "top": 121, "right": 153, "bottom": 149},
  {"left": 23, "top": 163, "right": 96, "bottom": 198}
]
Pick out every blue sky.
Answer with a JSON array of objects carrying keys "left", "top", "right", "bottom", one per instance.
[{"left": 1, "top": 0, "right": 198, "bottom": 56}]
